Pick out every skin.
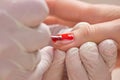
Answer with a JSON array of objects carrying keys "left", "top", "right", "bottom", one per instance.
[
  {"left": 45, "top": 0, "right": 120, "bottom": 65},
  {"left": 45, "top": 0, "right": 120, "bottom": 26},
  {"left": 0, "top": 0, "right": 119, "bottom": 80}
]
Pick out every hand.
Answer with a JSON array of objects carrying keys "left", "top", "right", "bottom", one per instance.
[
  {"left": 0, "top": 9, "right": 53, "bottom": 80},
  {"left": 0, "top": 11, "right": 51, "bottom": 52},
  {"left": 46, "top": 1, "right": 120, "bottom": 63},
  {"left": 1, "top": 0, "right": 49, "bottom": 27},
  {"left": 48, "top": 25, "right": 119, "bottom": 80},
  {"left": 0, "top": 38, "right": 54, "bottom": 80},
  {"left": 41, "top": 39, "right": 118, "bottom": 80},
  {"left": 46, "top": 1, "right": 120, "bottom": 79},
  {"left": 65, "top": 40, "right": 117, "bottom": 80}
]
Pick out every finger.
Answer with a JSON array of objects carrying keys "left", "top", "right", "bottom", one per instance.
[
  {"left": 29, "top": 46, "right": 54, "bottom": 80},
  {"left": 44, "top": 16, "right": 76, "bottom": 27},
  {"left": 79, "top": 42, "right": 111, "bottom": 80},
  {"left": 98, "top": 39, "right": 118, "bottom": 71},
  {"left": 66, "top": 47, "right": 89, "bottom": 80},
  {"left": 53, "top": 22, "right": 92, "bottom": 50},
  {"left": 54, "top": 19, "right": 120, "bottom": 51},
  {"left": 43, "top": 49, "right": 65, "bottom": 80},
  {"left": 46, "top": 0, "right": 120, "bottom": 24}
]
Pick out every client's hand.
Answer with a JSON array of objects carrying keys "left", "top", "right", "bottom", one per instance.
[
  {"left": 48, "top": 24, "right": 119, "bottom": 80},
  {"left": 46, "top": 0, "right": 120, "bottom": 52}
]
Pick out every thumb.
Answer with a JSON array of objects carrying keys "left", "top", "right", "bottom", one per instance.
[{"left": 56, "top": 19, "right": 120, "bottom": 51}]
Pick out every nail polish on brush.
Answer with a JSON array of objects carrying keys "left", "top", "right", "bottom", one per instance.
[{"left": 51, "top": 33, "right": 74, "bottom": 43}]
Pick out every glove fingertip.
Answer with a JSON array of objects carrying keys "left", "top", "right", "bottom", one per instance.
[{"left": 98, "top": 39, "right": 118, "bottom": 70}]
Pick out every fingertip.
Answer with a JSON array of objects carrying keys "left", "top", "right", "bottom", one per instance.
[
  {"left": 79, "top": 42, "right": 111, "bottom": 80},
  {"left": 79, "top": 42, "right": 98, "bottom": 55},
  {"left": 65, "top": 47, "right": 89, "bottom": 80},
  {"left": 99, "top": 39, "right": 117, "bottom": 56},
  {"left": 98, "top": 39, "right": 118, "bottom": 70},
  {"left": 66, "top": 47, "right": 79, "bottom": 64},
  {"left": 44, "top": 16, "right": 58, "bottom": 24},
  {"left": 51, "top": 32, "right": 78, "bottom": 51},
  {"left": 51, "top": 22, "right": 93, "bottom": 51}
]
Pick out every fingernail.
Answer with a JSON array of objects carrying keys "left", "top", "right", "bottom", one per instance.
[{"left": 51, "top": 33, "right": 74, "bottom": 44}]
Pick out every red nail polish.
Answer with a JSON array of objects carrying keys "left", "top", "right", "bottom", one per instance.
[{"left": 51, "top": 33, "right": 74, "bottom": 42}]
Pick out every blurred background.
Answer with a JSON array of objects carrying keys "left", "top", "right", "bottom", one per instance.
[{"left": 80, "top": 0, "right": 120, "bottom": 5}]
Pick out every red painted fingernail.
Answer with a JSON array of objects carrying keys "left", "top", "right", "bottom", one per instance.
[{"left": 51, "top": 33, "right": 74, "bottom": 42}]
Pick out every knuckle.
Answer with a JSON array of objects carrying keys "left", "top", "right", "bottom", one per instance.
[
  {"left": 74, "top": 22, "right": 95, "bottom": 41},
  {"left": 82, "top": 24, "right": 95, "bottom": 39}
]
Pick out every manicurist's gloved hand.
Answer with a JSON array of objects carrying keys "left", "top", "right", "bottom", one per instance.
[
  {"left": 0, "top": 0, "right": 52, "bottom": 52},
  {"left": 40, "top": 40, "right": 117, "bottom": 80},
  {"left": 0, "top": 41, "right": 54, "bottom": 80},
  {"left": 65, "top": 40, "right": 117, "bottom": 80},
  {"left": 0, "top": 10, "right": 53, "bottom": 80},
  {"left": 0, "top": 11, "right": 51, "bottom": 52},
  {"left": 0, "top": 0, "right": 54, "bottom": 78}
]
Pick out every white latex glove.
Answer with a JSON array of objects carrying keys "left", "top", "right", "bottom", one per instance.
[
  {"left": 0, "top": 41, "right": 53, "bottom": 80},
  {"left": 43, "top": 49, "right": 66, "bottom": 80},
  {"left": 0, "top": 11, "right": 51, "bottom": 52},
  {"left": 0, "top": 0, "right": 49, "bottom": 27},
  {"left": 0, "top": 11, "right": 52, "bottom": 80},
  {"left": 44, "top": 25, "right": 116, "bottom": 80},
  {"left": 66, "top": 40, "right": 117, "bottom": 80},
  {"left": 0, "top": 0, "right": 55, "bottom": 80}
]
